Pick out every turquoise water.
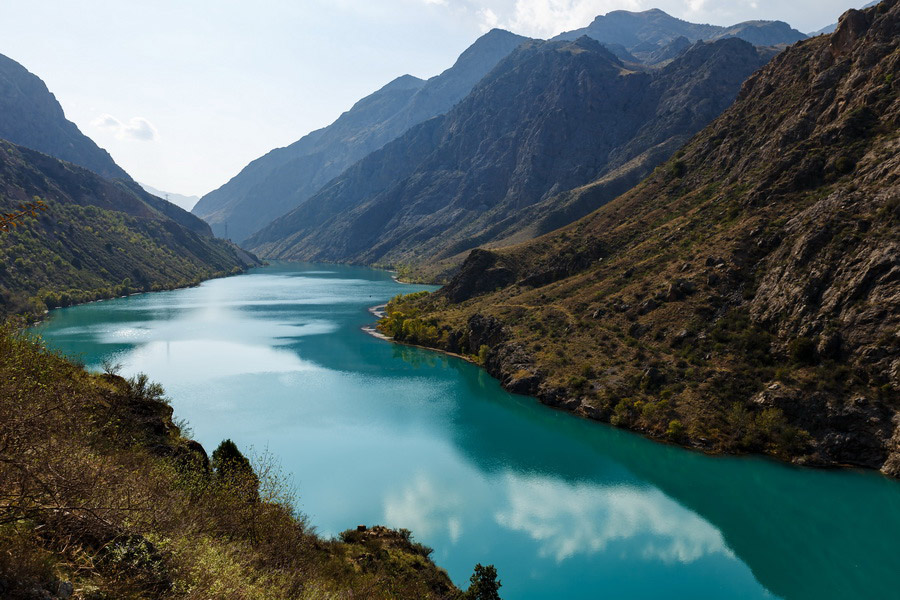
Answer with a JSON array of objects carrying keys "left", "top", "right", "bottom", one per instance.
[{"left": 35, "top": 263, "right": 900, "bottom": 600}]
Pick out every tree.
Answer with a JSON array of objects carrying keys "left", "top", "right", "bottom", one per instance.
[
  {"left": 464, "top": 563, "right": 502, "bottom": 600},
  {"left": 211, "top": 439, "right": 260, "bottom": 500}
]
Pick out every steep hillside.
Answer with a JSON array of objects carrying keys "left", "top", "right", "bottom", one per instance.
[
  {"left": 193, "top": 29, "right": 528, "bottom": 242},
  {"left": 0, "top": 325, "right": 465, "bottom": 599},
  {"left": 0, "top": 140, "right": 258, "bottom": 317},
  {"left": 0, "top": 53, "right": 131, "bottom": 180},
  {"left": 383, "top": 2, "right": 900, "bottom": 476},
  {"left": 555, "top": 8, "right": 806, "bottom": 62},
  {"left": 248, "top": 37, "right": 769, "bottom": 273}
]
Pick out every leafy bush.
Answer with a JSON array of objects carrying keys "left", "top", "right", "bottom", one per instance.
[{"left": 465, "top": 563, "right": 502, "bottom": 600}]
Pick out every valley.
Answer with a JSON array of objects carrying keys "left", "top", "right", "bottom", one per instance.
[{"left": 0, "top": 2, "right": 897, "bottom": 599}]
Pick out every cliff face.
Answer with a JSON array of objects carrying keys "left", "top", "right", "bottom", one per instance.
[
  {"left": 390, "top": 1, "right": 900, "bottom": 476},
  {"left": 192, "top": 29, "right": 528, "bottom": 242},
  {"left": 247, "top": 37, "right": 768, "bottom": 271},
  {"left": 0, "top": 53, "right": 131, "bottom": 181}
]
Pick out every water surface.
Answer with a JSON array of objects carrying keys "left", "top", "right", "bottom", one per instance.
[{"left": 36, "top": 263, "right": 900, "bottom": 600}]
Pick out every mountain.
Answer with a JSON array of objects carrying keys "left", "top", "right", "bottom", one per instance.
[
  {"left": 247, "top": 37, "right": 770, "bottom": 273},
  {"left": 192, "top": 29, "right": 529, "bottom": 242},
  {"left": 383, "top": 1, "right": 900, "bottom": 476},
  {"left": 0, "top": 139, "right": 258, "bottom": 317},
  {"left": 554, "top": 8, "right": 806, "bottom": 62},
  {"left": 139, "top": 182, "right": 200, "bottom": 211},
  {"left": 808, "top": 0, "right": 880, "bottom": 35},
  {"left": 0, "top": 53, "right": 131, "bottom": 180}
]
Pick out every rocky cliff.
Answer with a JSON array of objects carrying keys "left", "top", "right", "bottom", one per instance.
[
  {"left": 387, "top": 1, "right": 900, "bottom": 476},
  {"left": 247, "top": 37, "right": 769, "bottom": 273}
]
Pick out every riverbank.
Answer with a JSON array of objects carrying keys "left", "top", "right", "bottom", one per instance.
[
  {"left": 377, "top": 291, "right": 900, "bottom": 479},
  {"left": 0, "top": 322, "right": 464, "bottom": 599},
  {"left": 364, "top": 303, "right": 478, "bottom": 366}
]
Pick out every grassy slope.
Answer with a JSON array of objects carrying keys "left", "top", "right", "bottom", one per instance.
[
  {"left": 0, "top": 324, "right": 463, "bottom": 599},
  {"left": 0, "top": 141, "right": 258, "bottom": 318},
  {"left": 383, "top": 2, "right": 900, "bottom": 474}
]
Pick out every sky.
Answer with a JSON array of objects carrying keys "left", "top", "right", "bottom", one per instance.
[{"left": 0, "top": 0, "right": 873, "bottom": 198}]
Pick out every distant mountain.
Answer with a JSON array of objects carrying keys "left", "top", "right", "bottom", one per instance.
[
  {"left": 397, "top": 2, "right": 900, "bottom": 476},
  {"left": 554, "top": 9, "right": 806, "bottom": 62},
  {"left": 247, "top": 37, "right": 769, "bottom": 271},
  {"left": 0, "top": 53, "right": 131, "bottom": 180},
  {"left": 139, "top": 182, "right": 200, "bottom": 212},
  {"left": 0, "top": 140, "right": 258, "bottom": 317},
  {"left": 193, "top": 29, "right": 529, "bottom": 242},
  {"left": 808, "top": 1, "right": 880, "bottom": 35}
]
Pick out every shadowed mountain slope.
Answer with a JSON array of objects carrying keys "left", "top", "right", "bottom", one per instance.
[
  {"left": 0, "top": 53, "right": 131, "bottom": 180},
  {"left": 389, "top": 1, "right": 900, "bottom": 476},
  {"left": 247, "top": 37, "right": 769, "bottom": 272},
  {"left": 192, "top": 29, "right": 528, "bottom": 242},
  {"left": 0, "top": 140, "right": 258, "bottom": 317}
]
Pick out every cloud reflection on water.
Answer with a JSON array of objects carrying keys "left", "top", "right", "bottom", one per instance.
[
  {"left": 384, "top": 470, "right": 731, "bottom": 566},
  {"left": 495, "top": 473, "right": 731, "bottom": 564}
]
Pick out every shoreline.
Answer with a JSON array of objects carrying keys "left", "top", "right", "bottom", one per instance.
[
  {"left": 25, "top": 267, "right": 256, "bottom": 328},
  {"left": 362, "top": 304, "right": 477, "bottom": 365},
  {"left": 360, "top": 312, "right": 878, "bottom": 477}
]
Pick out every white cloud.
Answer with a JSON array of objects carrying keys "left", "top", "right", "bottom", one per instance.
[
  {"left": 500, "top": 0, "right": 644, "bottom": 38},
  {"left": 494, "top": 473, "right": 732, "bottom": 563},
  {"left": 478, "top": 7, "right": 500, "bottom": 31},
  {"left": 383, "top": 474, "right": 466, "bottom": 542},
  {"left": 92, "top": 113, "right": 159, "bottom": 141}
]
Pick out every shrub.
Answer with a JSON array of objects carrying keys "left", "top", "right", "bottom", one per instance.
[
  {"left": 666, "top": 419, "right": 685, "bottom": 440},
  {"left": 789, "top": 337, "right": 818, "bottom": 365},
  {"left": 478, "top": 344, "right": 490, "bottom": 365},
  {"left": 465, "top": 563, "right": 502, "bottom": 600}
]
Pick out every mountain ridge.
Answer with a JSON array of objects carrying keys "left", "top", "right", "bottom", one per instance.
[
  {"left": 0, "top": 53, "right": 131, "bottom": 180},
  {"left": 382, "top": 0, "right": 900, "bottom": 476},
  {"left": 192, "top": 29, "right": 529, "bottom": 242},
  {"left": 247, "top": 36, "right": 770, "bottom": 273},
  {"left": 0, "top": 139, "right": 258, "bottom": 317},
  {"left": 554, "top": 8, "right": 806, "bottom": 60}
]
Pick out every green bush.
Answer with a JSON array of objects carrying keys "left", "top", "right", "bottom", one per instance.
[
  {"left": 666, "top": 419, "right": 685, "bottom": 440},
  {"left": 465, "top": 563, "right": 502, "bottom": 600}
]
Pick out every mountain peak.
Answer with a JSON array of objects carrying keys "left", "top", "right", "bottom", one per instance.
[
  {"left": 0, "top": 52, "right": 131, "bottom": 181},
  {"left": 557, "top": 8, "right": 804, "bottom": 62},
  {"left": 382, "top": 74, "right": 426, "bottom": 91}
]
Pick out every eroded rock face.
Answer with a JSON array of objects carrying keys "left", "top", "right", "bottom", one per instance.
[
  {"left": 442, "top": 250, "right": 517, "bottom": 303},
  {"left": 751, "top": 188, "right": 900, "bottom": 394},
  {"left": 248, "top": 36, "right": 770, "bottom": 268},
  {"left": 408, "top": 1, "right": 900, "bottom": 475}
]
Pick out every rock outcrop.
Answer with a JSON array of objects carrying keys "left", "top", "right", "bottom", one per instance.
[{"left": 399, "top": 1, "right": 900, "bottom": 476}]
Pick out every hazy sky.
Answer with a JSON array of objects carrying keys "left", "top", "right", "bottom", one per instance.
[{"left": 0, "top": 0, "right": 870, "bottom": 197}]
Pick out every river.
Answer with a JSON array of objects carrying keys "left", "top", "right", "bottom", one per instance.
[{"left": 34, "top": 263, "right": 900, "bottom": 600}]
